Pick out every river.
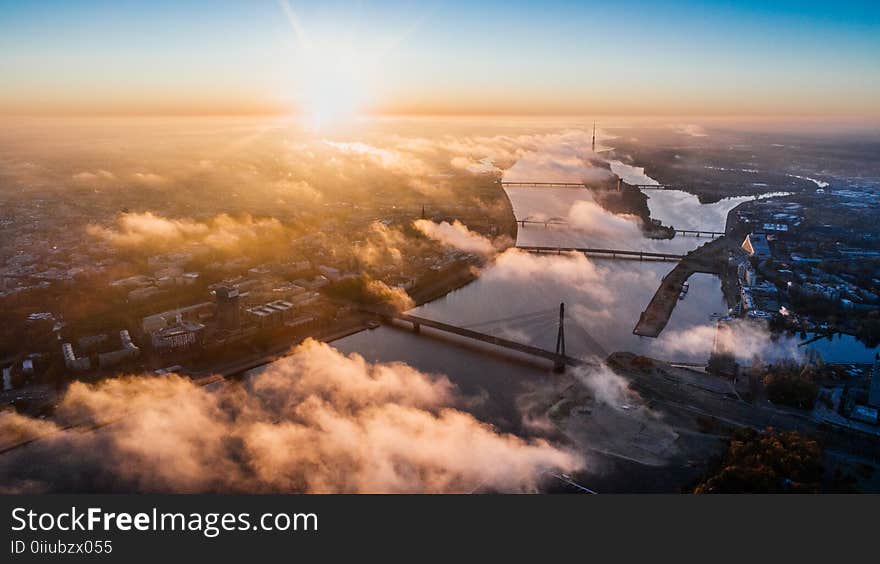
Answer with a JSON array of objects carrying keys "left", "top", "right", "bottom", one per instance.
[
  {"left": 801, "top": 333, "right": 879, "bottom": 365},
  {"left": 253, "top": 153, "right": 821, "bottom": 491},
  {"left": 336, "top": 162, "right": 763, "bottom": 359},
  {"left": 326, "top": 161, "right": 783, "bottom": 431}
]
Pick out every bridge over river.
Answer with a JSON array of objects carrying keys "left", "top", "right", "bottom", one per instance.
[
  {"left": 360, "top": 304, "right": 605, "bottom": 372},
  {"left": 501, "top": 181, "right": 681, "bottom": 190},
  {"left": 517, "top": 245, "right": 684, "bottom": 262}
]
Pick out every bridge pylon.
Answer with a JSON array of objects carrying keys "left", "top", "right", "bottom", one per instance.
[{"left": 554, "top": 302, "right": 566, "bottom": 372}]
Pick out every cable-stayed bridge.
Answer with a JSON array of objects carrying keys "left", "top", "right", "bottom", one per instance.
[{"left": 363, "top": 303, "right": 605, "bottom": 372}]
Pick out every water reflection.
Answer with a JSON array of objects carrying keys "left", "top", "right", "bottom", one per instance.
[
  {"left": 334, "top": 173, "right": 747, "bottom": 399},
  {"left": 645, "top": 189, "right": 791, "bottom": 233},
  {"left": 337, "top": 161, "right": 774, "bottom": 371},
  {"left": 803, "top": 333, "right": 880, "bottom": 364}
]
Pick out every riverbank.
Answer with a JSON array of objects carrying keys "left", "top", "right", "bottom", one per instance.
[
  {"left": 633, "top": 236, "right": 732, "bottom": 337},
  {"left": 410, "top": 178, "right": 519, "bottom": 306},
  {"left": 207, "top": 176, "right": 523, "bottom": 378}
]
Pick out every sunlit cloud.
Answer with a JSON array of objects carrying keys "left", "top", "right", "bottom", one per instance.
[
  {"left": 86, "top": 212, "right": 287, "bottom": 253},
  {"left": 0, "top": 340, "right": 581, "bottom": 493},
  {"left": 413, "top": 219, "right": 502, "bottom": 256}
]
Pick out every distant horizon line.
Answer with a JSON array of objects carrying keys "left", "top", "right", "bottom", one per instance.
[{"left": 2, "top": 111, "right": 879, "bottom": 122}]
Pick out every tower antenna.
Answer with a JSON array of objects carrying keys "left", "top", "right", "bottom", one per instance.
[
  {"left": 554, "top": 302, "right": 566, "bottom": 372},
  {"left": 592, "top": 122, "right": 596, "bottom": 153}
]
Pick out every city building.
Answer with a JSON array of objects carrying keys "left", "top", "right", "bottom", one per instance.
[
  {"left": 62, "top": 342, "right": 91, "bottom": 371},
  {"left": 128, "top": 286, "right": 163, "bottom": 302},
  {"left": 151, "top": 321, "right": 205, "bottom": 350},
  {"left": 318, "top": 265, "right": 342, "bottom": 282},
  {"left": 215, "top": 286, "right": 241, "bottom": 330},
  {"left": 142, "top": 302, "right": 214, "bottom": 334},
  {"left": 98, "top": 330, "right": 141, "bottom": 368},
  {"left": 869, "top": 354, "right": 880, "bottom": 409},
  {"left": 246, "top": 300, "right": 295, "bottom": 327},
  {"left": 742, "top": 233, "right": 771, "bottom": 259}
]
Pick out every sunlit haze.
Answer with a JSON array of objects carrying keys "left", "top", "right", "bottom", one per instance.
[
  {"left": 1, "top": 0, "right": 878, "bottom": 119},
  {"left": 1, "top": 0, "right": 880, "bottom": 499}
]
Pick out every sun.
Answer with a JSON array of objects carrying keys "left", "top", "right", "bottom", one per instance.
[
  {"left": 296, "top": 48, "right": 373, "bottom": 129},
  {"left": 276, "top": 2, "right": 381, "bottom": 129}
]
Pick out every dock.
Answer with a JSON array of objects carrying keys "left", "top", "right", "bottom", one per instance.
[{"left": 633, "top": 238, "right": 730, "bottom": 337}]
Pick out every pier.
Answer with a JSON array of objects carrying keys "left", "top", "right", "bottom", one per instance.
[{"left": 633, "top": 237, "right": 730, "bottom": 337}]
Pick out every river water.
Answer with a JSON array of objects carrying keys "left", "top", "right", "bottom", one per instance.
[
  {"left": 329, "top": 161, "right": 775, "bottom": 434},
  {"left": 337, "top": 162, "right": 756, "bottom": 361},
  {"left": 802, "top": 333, "right": 879, "bottom": 364},
  {"left": 246, "top": 133, "right": 877, "bottom": 491}
]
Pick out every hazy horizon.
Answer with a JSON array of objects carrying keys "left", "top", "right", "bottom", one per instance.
[{"left": 2, "top": 0, "right": 878, "bottom": 120}]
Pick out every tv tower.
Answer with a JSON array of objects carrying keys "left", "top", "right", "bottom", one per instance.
[{"left": 591, "top": 121, "right": 596, "bottom": 153}]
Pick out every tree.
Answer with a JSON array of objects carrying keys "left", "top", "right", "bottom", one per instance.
[
  {"left": 764, "top": 368, "right": 818, "bottom": 410},
  {"left": 693, "top": 428, "right": 822, "bottom": 493}
]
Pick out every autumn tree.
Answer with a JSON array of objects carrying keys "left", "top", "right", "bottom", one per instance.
[{"left": 693, "top": 428, "right": 822, "bottom": 493}]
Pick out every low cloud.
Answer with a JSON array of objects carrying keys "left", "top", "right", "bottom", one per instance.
[
  {"left": 567, "top": 199, "right": 643, "bottom": 241},
  {"left": 365, "top": 278, "right": 415, "bottom": 311},
  {"left": 323, "top": 140, "right": 432, "bottom": 177},
  {"left": 273, "top": 179, "right": 323, "bottom": 204},
  {"left": 671, "top": 124, "right": 708, "bottom": 137},
  {"left": 658, "top": 319, "right": 803, "bottom": 364},
  {"left": 355, "top": 222, "right": 408, "bottom": 266},
  {"left": 0, "top": 340, "right": 581, "bottom": 493},
  {"left": 500, "top": 130, "right": 613, "bottom": 183},
  {"left": 72, "top": 170, "right": 116, "bottom": 184},
  {"left": 130, "top": 172, "right": 169, "bottom": 187},
  {"left": 573, "top": 363, "right": 634, "bottom": 408},
  {"left": 483, "top": 249, "right": 615, "bottom": 307},
  {"left": 505, "top": 153, "right": 612, "bottom": 184},
  {"left": 413, "top": 219, "right": 502, "bottom": 256},
  {"left": 450, "top": 156, "right": 498, "bottom": 174},
  {"left": 86, "top": 212, "right": 287, "bottom": 253}
]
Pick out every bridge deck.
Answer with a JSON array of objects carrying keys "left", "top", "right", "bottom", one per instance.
[
  {"left": 501, "top": 181, "right": 586, "bottom": 187},
  {"left": 381, "top": 311, "right": 592, "bottom": 368},
  {"left": 675, "top": 229, "right": 725, "bottom": 237},
  {"left": 518, "top": 245, "right": 683, "bottom": 261},
  {"left": 501, "top": 182, "right": 679, "bottom": 190}
]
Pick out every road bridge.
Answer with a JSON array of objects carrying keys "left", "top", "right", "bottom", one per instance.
[
  {"left": 674, "top": 229, "right": 725, "bottom": 238},
  {"left": 501, "top": 181, "right": 681, "bottom": 190},
  {"left": 368, "top": 309, "right": 597, "bottom": 371},
  {"left": 518, "top": 245, "right": 684, "bottom": 262},
  {"left": 517, "top": 216, "right": 569, "bottom": 228},
  {"left": 501, "top": 181, "right": 588, "bottom": 188}
]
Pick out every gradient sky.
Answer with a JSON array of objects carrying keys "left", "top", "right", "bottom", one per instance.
[{"left": 1, "top": 0, "right": 878, "bottom": 116}]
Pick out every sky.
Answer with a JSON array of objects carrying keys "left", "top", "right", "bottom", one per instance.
[{"left": 0, "top": 0, "right": 878, "bottom": 117}]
